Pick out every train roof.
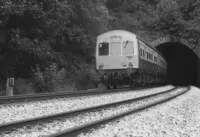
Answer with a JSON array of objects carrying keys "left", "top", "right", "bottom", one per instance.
[{"left": 97, "top": 30, "right": 136, "bottom": 39}]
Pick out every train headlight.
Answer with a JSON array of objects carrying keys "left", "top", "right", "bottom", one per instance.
[
  {"left": 128, "top": 62, "right": 133, "bottom": 68},
  {"left": 99, "top": 63, "right": 104, "bottom": 69},
  {"left": 122, "top": 62, "right": 127, "bottom": 67}
]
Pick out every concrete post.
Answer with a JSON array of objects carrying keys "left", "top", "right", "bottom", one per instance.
[{"left": 6, "top": 78, "right": 14, "bottom": 96}]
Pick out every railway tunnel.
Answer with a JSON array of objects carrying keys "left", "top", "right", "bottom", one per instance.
[{"left": 156, "top": 42, "right": 200, "bottom": 86}]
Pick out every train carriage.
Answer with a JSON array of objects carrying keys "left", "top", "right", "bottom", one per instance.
[{"left": 95, "top": 30, "right": 167, "bottom": 89}]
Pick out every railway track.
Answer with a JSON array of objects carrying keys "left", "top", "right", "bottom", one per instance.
[
  {"left": 0, "top": 85, "right": 174, "bottom": 125},
  {"left": 0, "top": 86, "right": 190, "bottom": 137},
  {"left": 0, "top": 85, "right": 159, "bottom": 104}
]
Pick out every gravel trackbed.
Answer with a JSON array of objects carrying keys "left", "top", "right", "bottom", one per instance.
[
  {"left": 78, "top": 86, "right": 200, "bottom": 137},
  {"left": 0, "top": 86, "right": 173, "bottom": 124}
]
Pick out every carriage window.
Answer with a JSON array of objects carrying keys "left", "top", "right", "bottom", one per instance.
[
  {"left": 154, "top": 56, "right": 157, "bottom": 62},
  {"left": 122, "top": 41, "right": 134, "bottom": 55},
  {"left": 110, "top": 42, "right": 121, "bottom": 56},
  {"left": 143, "top": 50, "right": 145, "bottom": 57},
  {"left": 140, "top": 49, "right": 142, "bottom": 56},
  {"left": 151, "top": 54, "right": 153, "bottom": 60},
  {"left": 99, "top": 42, "right": 109, "bottom": 56},
  {"left": 149, "top": 53, "right": 152, "bottom": 60}
]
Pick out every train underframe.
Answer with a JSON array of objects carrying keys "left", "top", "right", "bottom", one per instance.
[{"left": 99, "top": 69, "right": 166, "bottom": 89}]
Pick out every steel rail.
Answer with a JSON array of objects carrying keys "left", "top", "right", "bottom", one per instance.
[
  {"left": 0, "top": 86, "right": 177, "bottom": 133},
  {"left": 0, "top": 85, "right": 162, "bottom": 104},
  {"left": 46, "top": 86, "right": 190, "bottom": 137}
]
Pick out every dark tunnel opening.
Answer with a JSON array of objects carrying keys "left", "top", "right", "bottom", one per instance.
[{"left": 156, "top": 42, "right": 200, "bottom": 86}]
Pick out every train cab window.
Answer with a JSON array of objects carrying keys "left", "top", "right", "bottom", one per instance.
[
  {"left": 122, "top": 41, "right": 134, "bottom": 55},
  {"left": 99, "top": 42, "right": 109, "bottom": 56},
  {"left": 110, "top": 42, "right": 121, "bottom": 56}
]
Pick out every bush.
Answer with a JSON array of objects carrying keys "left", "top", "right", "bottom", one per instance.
[
  {"left": 32, "top": 63, "right": 100, "bottom": 92},
  {"left": 0, "top": 84, "right": 5, "bottom": 96},
  {"left": 75, "top": 65, "right": 100, "bottom": 90},
  {"left": 32, "top": 63, "right": 69, "bottom": 93},
  {"left": 14, "top": 78, "right": 35, "bottom": 95}
]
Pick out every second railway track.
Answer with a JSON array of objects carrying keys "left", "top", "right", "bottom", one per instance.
[
  {"left": 0, "top": 86, "right": 190, "bottom": 137},
  {"left": 0, "top": 85, "right": 161, "bottom": 104}
]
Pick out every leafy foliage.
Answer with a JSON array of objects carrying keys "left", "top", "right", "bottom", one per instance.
[
  {"left": 75, "top": 64, "right": 100, "bottom": 90},
  {"left": 1, "top": 0, "right": 200, "bottom": 92},
  {"left": 0, "top": 0, "right": 103, "bottom": 92},
  {"left": 32, "top": 63, "right": 67, "bottom": 93}
]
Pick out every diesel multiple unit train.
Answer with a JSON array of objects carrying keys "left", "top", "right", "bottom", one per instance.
[{"left": 95, "top": 30, "right": 167, "bottom": 89}]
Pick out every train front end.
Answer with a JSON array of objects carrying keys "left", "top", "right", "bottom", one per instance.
[{"left": 95, "top": 30, "right": 139, "bottom": 89}]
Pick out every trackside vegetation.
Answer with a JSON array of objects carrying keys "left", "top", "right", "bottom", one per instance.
[{"left": 0, "top": 0, "right": 199, "bottom": 94}]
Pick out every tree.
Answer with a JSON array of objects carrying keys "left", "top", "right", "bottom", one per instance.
[{"left": 0, "top": 0, "right": 105, "bottom": 91}]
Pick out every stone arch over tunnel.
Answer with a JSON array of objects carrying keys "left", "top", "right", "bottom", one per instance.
[{"left": 151, "top": 36, "right": 200, "bottom": 86}]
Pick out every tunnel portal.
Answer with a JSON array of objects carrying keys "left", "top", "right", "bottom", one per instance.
[{"left": 156, "top": 42, "right": 199, "bottom": 86}]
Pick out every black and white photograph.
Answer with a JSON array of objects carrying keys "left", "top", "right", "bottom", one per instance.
[{"left": 0, "top": 0, "right": 200, "bottom": 137}]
